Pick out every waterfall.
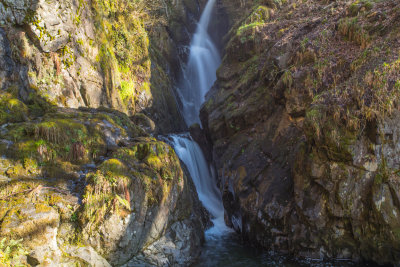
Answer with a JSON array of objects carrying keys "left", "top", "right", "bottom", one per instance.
[
  {"left": 168, "top": 134, "right": 230, "bottom": 235},
  {"left": 167, "top": 0, "right": 230, "bottom": 235},
  {"left": 177, "top": 0, "right": 221, "bottom": 126}
]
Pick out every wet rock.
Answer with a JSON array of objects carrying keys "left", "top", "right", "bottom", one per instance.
[
  {"left": 0, "top": 28, "right": 16, "bottom": 91},
  {"left": 201, "top": 0, "right": 400, "bottom": 265},
  {"left": 78, "top": 139, "right": 206, "bottom": 266},
  {"left": 0, "top": 0, "right": 34, "bottom": 26},
  {"left": 125, "top": 220, "right": 204, "bottom": 266},
  {"left": 189, "top": 123, "right": 213, "bottom": 162},
  {"left": 26, "top": 0, "right": 72, "bottom": 52},
  {"left": 0, "top": 0, "right": 198, "bottom": 133}
]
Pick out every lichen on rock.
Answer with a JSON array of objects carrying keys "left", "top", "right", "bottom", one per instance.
[
  {"left": 201, "top": 0, "right": 400, "bottom": 265},
  {"left": 0, "top": 107, "right": 205, "bottom": 265}
]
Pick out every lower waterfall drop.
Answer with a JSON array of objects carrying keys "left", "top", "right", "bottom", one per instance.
[{"left": 169, "top": 134, "right": 231, "bottom": 235}]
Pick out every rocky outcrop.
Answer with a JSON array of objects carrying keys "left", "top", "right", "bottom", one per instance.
[
  {"left": 0, "top": 0, "right": 205, "bottom": 134},
  {"left": 202, "top": 0, "right": 400, "bottom": 264},
  {"left": 0, "top": 100, "right": 206, "bottom": 266},
  {"left": 0, "top": 0, "right": 213, "bottom": 265}
]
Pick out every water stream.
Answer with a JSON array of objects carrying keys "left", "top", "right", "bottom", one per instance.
[
  {"left": 169, "top": 0, "right": 365, "bottom": 266},
  {"left": 176, "top": 0, "right": 220, "bottom": 126},
  {"left": 169, "top": 134, "right": 230, "bottom": 235}
]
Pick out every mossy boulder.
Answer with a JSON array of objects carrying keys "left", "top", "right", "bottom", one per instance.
[
  {"left": 0, "top": 108, "right": 146, "bottom": 168},
  {"left": 78, "top": 138, "right": 202, "bottom": 265},
  {"left": 0, "top": 92, "right": 28, "bottom": 125},
  {"left": 0, "top": 103, "right": 205, "bottom": 266}
]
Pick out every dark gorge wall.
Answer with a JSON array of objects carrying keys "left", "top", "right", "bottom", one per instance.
[
  {"left": 2, "top": 0, "right": 400, "bottom": 265},
  {"left": 201, "top": 0, "right": 400, "bottom": 264}
]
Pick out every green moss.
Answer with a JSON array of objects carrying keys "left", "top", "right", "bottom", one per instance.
[
  {"left": 35, "top": 203, "right": 52, "bottom": 213},
  {"left": 92, "top": 0, "right": 153, "bottom": 114},
  {"left": 237, "top": 6, "right": 271, "bottom": 37},
  {"left": 99, "top": 158, "right": 128, "bottom": 179},
  {"left": 245, "top": 5, "right": 271, "bottom": 24},
  {"left": 237, "top": 21, "right": 265, "bottom": 36},
  {"left": 24, "top": 10, "right": 54, "bottom": 42},
  {"left": 0, "top": 238, "right": 28, "bottom": 266},
  {"left": 80, "top": 168, "right": 131, "bottom": 232},
  {"left": 26, "top": 91, "right": 56, "bottom": 117},
  {"left": 114, "top": 147, "right": 137, "bottom": 162},
  {"left": 349, "top": 0, "right": 375, "bottom": 16},
  {"left": 0, "top": 108, "right": 144, "bottom": 165},
  {"left": 145, "top": 155, "right": 163, "bottom": 170},
  {"left": 0, "top": 92, "right": 28, "bottom": 125},
  {"left": 5, "top": 164, "right": 26, "bottom": 179},
  {"left": 141, "top": 81, "right": 151, "bottom": 94},
  {"left": 60, "top": 45, "right": 76, "bottom": 68},
  {"left": 119, "top": 80, "right": 135, "bottom": 104}
]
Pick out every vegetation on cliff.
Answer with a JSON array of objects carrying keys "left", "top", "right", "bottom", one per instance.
[
  {"left": 0, "top": 0, "right": 192, "bottom": 133},
  {"left": 2, "top": 0, "right": 400, "bottom": 265},
  {"left": 0, "top": 0, "right": 207, "bottom": 265},
  {"left": 0, "top": 94, "right": 202, "bottom": 265},
  {"left": 201, "top": 0, "right": 400, "bottom": 264}
]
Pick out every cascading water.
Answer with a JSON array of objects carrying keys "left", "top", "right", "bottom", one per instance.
[
  {"left": 167, "top": 1, "right": 361, "bottom": 266},
  {"left": 177, "top": 0, "right": 221, "bottom": 126},
  {"left": 169, "top": 134, "right": 230, "bottom": 234},
  {"left": 170, "top": 0, "right": 230, "bottom": 235}
]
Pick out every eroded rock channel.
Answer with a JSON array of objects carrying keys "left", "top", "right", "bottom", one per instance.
[{"left": 0, "top": 0, "right": 400, "bottom": 266}]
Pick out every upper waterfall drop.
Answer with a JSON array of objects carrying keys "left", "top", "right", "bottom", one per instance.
[{"left": 177, "top": 0, "right": 221, "bottom": 126}]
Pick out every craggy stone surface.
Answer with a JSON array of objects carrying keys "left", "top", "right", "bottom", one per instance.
[
  {"left": 0, "top": 0, "right": 210, "bottom": 265},
  {"left": 202, "top": 0, "right": 400, "bottom": 265},
  {"left": 0, "top": 0, "right": 204, "bottom": 133},
  {"left": 0, "top": 107, "right": 206, "bottom": 266}
]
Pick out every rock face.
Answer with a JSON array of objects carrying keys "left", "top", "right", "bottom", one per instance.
[
  {"left": 202, "top": 0, "right": 400, "bottom": 265},
  {"left": 0, "top": 0, "right": 204, "bottom": 133},
  {"left": 0, "top": 0, "right": 211, "bottom": 265},
  {"left": 0, "top": 104, "right": 206, "bottom": 266}
]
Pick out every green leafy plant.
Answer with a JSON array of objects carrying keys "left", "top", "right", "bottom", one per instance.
[{"left": 70, "top": 212, "right": 78, "bottom": 222}]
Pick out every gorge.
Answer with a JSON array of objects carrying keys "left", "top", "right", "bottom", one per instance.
[{"left": 1, "top": 0, "right": 400, "bottom": 266}]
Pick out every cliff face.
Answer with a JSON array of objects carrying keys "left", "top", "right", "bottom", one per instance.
[
  {"left": 0, "top": 0, "right": 208, "bottom": 266},
  {"left": 202, "top": 0, "right": 400, "bottom": 264},
  {"left": 3, "top": 0, "right": 400, "bottom": 265},
  {"left": 0, "top": 105, "right": 207, "bottom": 266},
  {"left": 0, "top": 0, "right": 203, "bottom": 133}
]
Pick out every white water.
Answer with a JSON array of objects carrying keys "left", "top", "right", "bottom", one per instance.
[
  {"left": 169, "top": 0, "right": 230, "bottom": 236},
  {"left": 169, "top": 134, "right": 231, "bottom": 235},
  {"left": 177, "top": 0, "right": 221, "bottom": 126}
]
